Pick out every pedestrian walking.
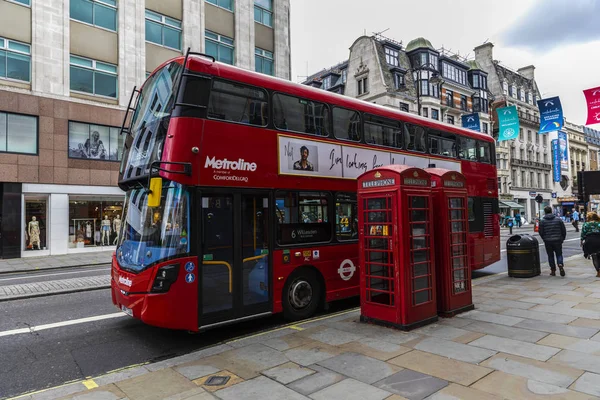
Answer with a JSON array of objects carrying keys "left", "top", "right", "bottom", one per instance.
[
  {"left": 581, "top": 212, "right": 600, "bottom": 278},
  {"left": 515, "top": 212, "right": 522, "bottom": 228},
  {"left": 507, "top": 216, "right": 514, "bottom": 235},
  {"left": 572, "top": 208, "right": 580, "bottom": 232},
  {"left": 539, "top": 206, "right": 567, "bottom": 277}
]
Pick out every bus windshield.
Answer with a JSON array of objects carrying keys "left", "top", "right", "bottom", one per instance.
[
  {"left": 120, "top": 62, "right": 182, "bottom": 182},
  {"left": 117, "top": 181, "right": 189, "bottom": 271}
]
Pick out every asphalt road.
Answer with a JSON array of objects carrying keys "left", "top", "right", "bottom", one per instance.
[
  {"left": 472, "top": 225, "right": 584, "bottom": 278},
  {"left": 0, "top": 225, "right": 587, "bottom": 399}
]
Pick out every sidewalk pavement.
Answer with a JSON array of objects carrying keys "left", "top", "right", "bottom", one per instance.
[
  {"left": 0, "top": 275, "right": 110, "bottom": 302},
  {"left": 0, "top": 251, "right": 113, "bottom": 274},
  {"left": 16, "top": 255, "right": 600, "bottom": 400}
]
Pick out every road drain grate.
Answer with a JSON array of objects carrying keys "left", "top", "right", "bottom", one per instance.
[{"left": 205, "top": 376, "right": 230, "bottom": 386}]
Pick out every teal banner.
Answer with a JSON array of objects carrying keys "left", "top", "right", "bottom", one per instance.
[{"left": 497, "top": 105, "right": 520, "bottom": 142}]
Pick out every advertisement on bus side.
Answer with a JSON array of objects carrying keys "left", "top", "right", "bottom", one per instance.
[{"left": 277, "top": 135, "right": 461, "bottom": 179}]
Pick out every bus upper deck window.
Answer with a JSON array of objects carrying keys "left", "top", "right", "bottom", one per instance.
[{"left": 404, "top": 124, "right": 426, "bottom": 152}]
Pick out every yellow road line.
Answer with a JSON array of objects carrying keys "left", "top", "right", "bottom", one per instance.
[
  {"left": 288, "top": 325, "right": 304, "bottom": 331},
  {"left": 82, "top": 379, "right": 98, "bottom": 390}
]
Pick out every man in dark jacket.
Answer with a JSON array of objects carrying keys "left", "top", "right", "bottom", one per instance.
[{"left": 539, "top": 206, "right": 567, "bottom": 276}]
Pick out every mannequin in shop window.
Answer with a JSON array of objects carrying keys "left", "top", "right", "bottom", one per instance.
[
  {"left": 113, "top": 215, "right": 121, "bottom": 245},
  {"left": 28, "top": 216, "right": 41, "bottom": 250},
  {"left": 101, "top": 215, "right": 111, "bottom": 245}
]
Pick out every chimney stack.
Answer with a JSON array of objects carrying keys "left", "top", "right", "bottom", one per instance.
[
  {"left": 474, "top": 42, "right": 494, "bottom": 63},
  {"left": 517, "top": 65, "right": 535, "bottom": 80}
]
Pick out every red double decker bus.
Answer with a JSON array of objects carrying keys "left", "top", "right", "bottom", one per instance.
[{"left": 112, "top": 51, "right": 499, "bottom": 331}]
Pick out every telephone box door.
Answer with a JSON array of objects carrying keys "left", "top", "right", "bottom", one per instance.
[
  {"left": 402, "top": 190, "right": 437, "bottom": 326},
  {"left": 443, "top": 193, "right": 473, "bottom": 314},
  {"left": 360, "top": 192, "right": 398, "bottom": 323}
]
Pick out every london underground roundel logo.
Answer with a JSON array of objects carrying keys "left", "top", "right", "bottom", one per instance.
[{"left": 338, "top": 259, "right": 356, "bottom": 281}]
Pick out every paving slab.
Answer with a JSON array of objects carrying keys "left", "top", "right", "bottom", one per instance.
[
  {"left": 502, "top": 308, "right": 578, "bottom": 324},
  {"left": 374, "top": 369, "right": 448, "bottom": 400},
  {"left": 462, "top": 320, "right": 549, "bottom": 343},
  {"left": 175, "top": 364, "right": 220, "bottom": 381},
  {"left": 538, "top": 334, "right": 600, "bottom": 355},
  {"left": 413, "top": 337, "right": 496, "bottom": 364},
  {"left": 306, "top": 327, "right": 365, "bottom": 346},
  {"left": 30, "top": 383, "right": 88, "bottom": 400},
  {"left": 515, "top": 319, "right": 599, "bottom": 339},
  {"left": 286, "top": 365, "right": 345, "bottom": 396},
  {"left": 472, "top": 370, "right": 592, "bottom": 400},
  {"left": 214, "top": 376, "right": 308, "bottom": 400},
  {"left": 67, "top": 384, "right": 127, "bottom": 400},
  {"left": 221, "top": 343, "right": 289, "bottom": 371},
  {"left": 262, "top": 333, "right": 311, "bottom": 352},
  {"left": 482, "top": 299, "right": 535, "bottom": 310},
  {"left": 414, "top": 324, "right": 471, "bottom": 340},
  {"left": 284, "top": 341, "right": 341, "bottom": 366},
  {"left": 518, "top": 297, "right": 562, "bottom": 306},
  {"left": 469, "top": 335, "right": 560, "bottom": 361},
  {"left": 551, "top": 294, "right": 600, "bottom": 304},
  {"left": 425, "top": 383, "right": 503, "bottom": 400},
  {"left": 226, "top": 328, "right": 296, "bottom": 348},
  {"left": 338, "top": 338, "right": 411, "bottom": 361},
  {"left": 533, "top": 304, "right": 600, "bottom": 320},
  {"left": 93, "top": 366, "right": 151, "bottom": 386},
  {"left": 388, "top": 350, "right": 492, "bottom": 386},
  {"left": 457, "top": 310, "right": 524, "bottom": 326},
  {"left": 571, "top": 372, "right": 600, "bottom": 397},
  {"left": 262, "top": 362, "right": 315, "bottom": 384},
  {"left": 114, "top": 369, "right": 198, "bottom": 400},
  {"left": 569, "top": 318, "right": 600, "bottom": 329},
  {"left": 317, "top": 352, "right": 399, "bottom": 384},
  {"left": 309, "top": 378, "right": 391, "bottom": 400},
  {"left": 481, "top": 353, "right": 583, "bottom": 388},
  {"left": 549, "top": 350, "right": 600, "bottom": 374}
]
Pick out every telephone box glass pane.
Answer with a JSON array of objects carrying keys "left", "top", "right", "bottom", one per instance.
[
  {"left": 414, "top": 263, "right": 428, "bottom": 277},
  {"left": 451, "top": 221, "right": 464, "bottom": 232},
  {"left": 450, "top": 209, "right": 464, "bottom": 221},
  {"left": 411, "top": 196, "right": 426, "bottom": 209},
  {"left": 414, "top": 290, "right": 430, "bottom": 304},
  {"left": 414, "top": 276, "right": 429, "bottom": 290},
  {"left": 449, "top": 198, "right": 463, "bottom": 208}
]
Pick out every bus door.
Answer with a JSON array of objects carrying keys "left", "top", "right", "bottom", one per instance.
[{"left": 198, "top": 190, "right": 272, "bottom": 328}]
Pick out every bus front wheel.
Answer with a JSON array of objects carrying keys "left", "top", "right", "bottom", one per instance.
[{"left": 282, "top": 268, "right": 322, "bottom": 321}]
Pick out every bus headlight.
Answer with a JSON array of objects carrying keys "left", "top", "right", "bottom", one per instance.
[{"left": 151, "top": 264, "right": 179, "bottom": 293}]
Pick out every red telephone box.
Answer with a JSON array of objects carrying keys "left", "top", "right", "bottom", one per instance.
[
  {"left": 426, "top": 168, "right": 474, "bottom": 317},
  {"left": 357, "top": 166, "right": 437, "bottom": 331}
]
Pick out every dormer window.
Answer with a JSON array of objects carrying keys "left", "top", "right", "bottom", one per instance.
[
  {"left": 341, "top": 69, "right": 347, "bottom": 83},
  {"left": 385, "top": 47, "right": 399, "bottom": 67},
  {"left": 511, "top": 84, "right": 517, "bottom": 98},
  {"left": 503, "top": 81, "right": 508, "bottom": 95},
  {"left": 519, "top": 88, "right": 525, "bottom": 102},
  {"left": 322, "top": 76, "right": 330, "bottom": 90},
  {"left": 393, "top": 72, "right": 404, "bottom": 89}
]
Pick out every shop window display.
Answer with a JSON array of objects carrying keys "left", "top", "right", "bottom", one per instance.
[
  {"left": 69, "top": 198, "right": 123, "bottom": 248},
  {"left": 25, "top": 199, "right": 47, "bottom": 251}
]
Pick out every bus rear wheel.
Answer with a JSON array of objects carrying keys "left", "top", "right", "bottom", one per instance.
[{"left": 282, "top": 268, "right": 321, "bottom": 321}]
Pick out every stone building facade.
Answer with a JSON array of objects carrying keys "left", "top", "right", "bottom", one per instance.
[
  {"left": 474, "top": 42, "right": 551, "bottom": 220},
  {"left": 0, "top": 0, "right": 290, "bottom": 258},
  {"left": 302, "top": 35, "right": 492, "bottom": 134}
]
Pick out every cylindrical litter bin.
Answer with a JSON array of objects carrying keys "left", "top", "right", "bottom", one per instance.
[{"left": 506, "top": 234, "right": 541, "bottom": 278}]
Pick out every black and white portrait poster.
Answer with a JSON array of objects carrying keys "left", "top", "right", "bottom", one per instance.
[{"left": 69, "top": 122, "right": 109, "bottom": 160}]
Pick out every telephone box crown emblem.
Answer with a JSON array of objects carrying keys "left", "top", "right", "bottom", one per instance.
[
  {"left": 374, "top": 171, "right": 381, "bottom": 178},
  {"left": 413, "top": 171, "right": 419, "bottom": 177},
  {"left": 451, "top": 174, "right": 456, "bottom": 180}
]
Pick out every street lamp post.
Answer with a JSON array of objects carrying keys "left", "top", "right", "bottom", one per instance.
[{"left": 401, "top": 62, "right": 443, "bottom": 116}]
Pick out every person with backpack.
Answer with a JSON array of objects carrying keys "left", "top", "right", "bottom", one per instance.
[
  {"left": 514, "top": 212, "right": 522, "bottom": 228},
  {"left": 581, "top": 212, "right": 600, "bottom": 277},
  {"left": 539, "top": 206, "right": 567, "bottom": 277}
]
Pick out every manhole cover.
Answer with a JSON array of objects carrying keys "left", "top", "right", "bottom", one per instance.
[{"left": 205, "top": 376, "right": 231, "bottom": 386}]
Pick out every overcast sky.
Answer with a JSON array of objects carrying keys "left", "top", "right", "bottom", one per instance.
[{"left": 289, "top": 0, "right": 600, "bottom": 127}]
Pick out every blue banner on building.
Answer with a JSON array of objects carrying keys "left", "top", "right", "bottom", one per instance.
[
  {"left": 537, "top": 96, "right": 564, "bottom": 134},
  {"left": 558, "top": 130, "right": 569, "bottom": 171},
  {"left": 461, "top": 113, "right": 480, "bottom": 132},
  {"left": 496, "top": 105, "right": 519, "bottom": 142},
  {"left": 551, "top": 139, "right": 561, "bottom": 182}
]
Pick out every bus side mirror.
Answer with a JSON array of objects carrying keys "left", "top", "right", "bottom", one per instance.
[{"left": 147, "top": 177, "right": 162, "bottom": 208}]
